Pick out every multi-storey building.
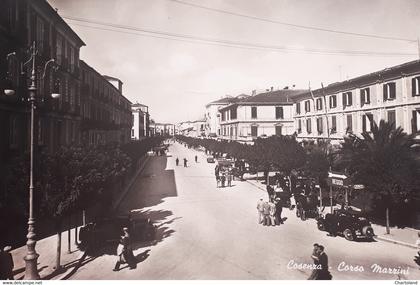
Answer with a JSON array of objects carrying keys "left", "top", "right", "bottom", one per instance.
[
  {"left": 131, "top": 102, "right": 150, "bottom": 139},
  {"left": 218, "top": 89, "right": 307, "bottom": 142},
  {"left": 294, "top": 60, "right": 420, "bottom": 144},
  {"left": 205, "top": 94, "right": 248, "bottom": 137},
  {"left": 0, "top": 0, "right": 85, "bottom": 166},
  {"left": 80, "top": 61, "right": 132, "bottom": 145}
]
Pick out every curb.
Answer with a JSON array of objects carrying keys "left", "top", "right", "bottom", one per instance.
[
  {"left": 374, "top": 235, "right": 417, "bottom": 249},
  {"left": 245, "top": 180, "right": 267, "bottom": 193},
  {"left": 112, "top": 155, "right": 150, "bottom": 211}
]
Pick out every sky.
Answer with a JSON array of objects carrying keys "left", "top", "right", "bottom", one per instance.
[{"left": 48, "top": 0, "right": 420, "bottom": 123}]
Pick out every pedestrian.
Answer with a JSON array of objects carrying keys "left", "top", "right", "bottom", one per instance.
[
  {"left": 274, "top": 198, "right": 283, "bottom": 224},
  {"left": 195, "top": 155, "right": 198, "bottom": 163},
  {"left": 268, "top": 200, "right": 276, "bottom": 226},
  {"left": 316, "top": 245, "right": 332, "bottom": 280},
  {"left": 262, "top": 201, "right": 271, "bottom": 226},
  {"left": 257, "top": 198, "right": 265, "bottom": 224},
  {"left": 0, "top": 245, "right": 14, "bottom": 280},
  {"left": 215, "top": 165, "right": 220, "bottom": 176},
  {"left": 267, "top": 185, "right": 275, "bottom": 202},
  {"left": 220, "top": 172, "right": 226, "bottom": 187},
  {"left": 308, "top": 243, "right": 320, "bottom": 280},
  {"left": 216, "top": 173, "right": 220, "bottom": 188},
  {"left": 183, "top": 158, "right": 188, "bottom": 167},
  {"left": 113, "top": 227, "right": 137, "bottom": 271},
  {"left": 175, "top": 157, "right": 179, "bottom": 166},
  {"left": 227, "top": 169, "right": 232, "bottom": 187}
]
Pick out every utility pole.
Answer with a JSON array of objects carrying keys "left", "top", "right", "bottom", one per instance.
[{"left": 418, "top": 37, "right": 420, "bottom": 60}]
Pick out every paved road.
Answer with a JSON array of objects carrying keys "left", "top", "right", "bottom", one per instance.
[{"left": 69, "top": 142, "right": 420, "bottom": 280}]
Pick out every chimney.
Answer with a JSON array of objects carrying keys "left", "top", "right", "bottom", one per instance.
[
  {"left": 252, "top": 90, "right": 256, "bottom": 96},
  {"left": 270, "top": 86, "right": 274, "bottom": 91}
]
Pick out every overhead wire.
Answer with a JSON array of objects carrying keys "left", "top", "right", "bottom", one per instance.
[
  {"left": 166, "top": 0, "right": 418, "bottom": 43},
  {"left": 64, "top": 16, "right": 417, "bottom": 57}
]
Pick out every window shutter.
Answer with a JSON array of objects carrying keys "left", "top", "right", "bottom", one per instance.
[
  {"left": 362, "top": 115, "right": 366, "bottom": 132},
  {"left": 390, "top": 83, "right": 396, "bottom": 99},
  {"left": 412, "top": 78, "right": 416, "bottom": 97},
  {"left": 342, "top": 93, "right": 346, "bottom": 107},
  {"left": 383, "top": 84, "right": 387, "bottom": 101},
  {"left": 412, "top": 111, "right": 418, "bottom": 133},
  {"left": 348, "top": 93, "right": 352, "bottom": 106},
  {"left": 360, "top": 91, "right": 364, "bottom": 106}
]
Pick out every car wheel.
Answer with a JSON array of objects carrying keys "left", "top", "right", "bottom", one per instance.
[
  {"left": 317, "top": 221, "right": 325, "bottom": 231},
  {"left": 362, "top": 226, "right": 374, "bottom": 239},
  {"left": 296, "top": 209, "right": 300, "bottom": 218},
  {"left": 343, "top": 229, "right": 355, "bottom": 241}
]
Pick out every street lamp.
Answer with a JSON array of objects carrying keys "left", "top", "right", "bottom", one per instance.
[{"left": 4, "top": 41, "right": 60, "bottom": 280}]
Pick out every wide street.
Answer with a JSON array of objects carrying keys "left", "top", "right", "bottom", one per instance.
[{"left": 68, "top": 142, "right": 420, "bottom": 280}]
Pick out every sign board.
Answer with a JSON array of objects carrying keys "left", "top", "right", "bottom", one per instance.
[{"left": 327, "top": 171, "right": 350, "bottom": 187}]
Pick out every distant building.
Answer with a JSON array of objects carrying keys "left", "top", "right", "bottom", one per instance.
[
  {"left": 205, "top": 94, "right": 249, "bottom": 137},
  {"left": 131, "top": 102, "right": 149, "bottom": 139},
  {"left": 150, "top": 121, "right": 174, "bottom": 136},
  {"left": 218, "top": 89, "right": 307, "bottom": 142},
  {"left": 294, "top": 60, "right": 420, "bottom": 144}
]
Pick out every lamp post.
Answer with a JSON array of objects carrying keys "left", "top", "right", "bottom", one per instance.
[{"left": 4, "top": 41, "right": 59, "bottom": 280}]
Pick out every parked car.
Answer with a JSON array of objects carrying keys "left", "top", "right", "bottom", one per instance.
[
  {"left": 317, "top": 208, "right": 375, "bottom": 241},
  {"left": 79, "top": 214, "right": 157, "bottom": 251},
  {"left": 294, "top": 193, "right": 320, "bottom": 220}
]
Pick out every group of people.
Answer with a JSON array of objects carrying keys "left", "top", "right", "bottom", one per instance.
[
  {"left": 256, "top": 197, "right": 283, "bottom": 226},
  {"left": 308, "top": 243, "right": 332, "bottom": 280},
  {"left": 215, "top": 164, "right": 233, "bottom": 188}
]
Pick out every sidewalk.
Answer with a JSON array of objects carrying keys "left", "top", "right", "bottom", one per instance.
[
  {"left": 11, "top": 227, "right": 86, "bottom": 280},
  {"left": 246, "top": 178, "right": 419, "bottom": 249},
  {"left": 11, "top": 155, "right": 153, "bottom": 280}
]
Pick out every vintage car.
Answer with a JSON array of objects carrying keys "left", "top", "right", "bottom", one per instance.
[
  {"left": 317, "top": 208, "right": 375, "bottom": 241},
  {"left": 79, "top": 214, "right": 156, "bottom": 252},
  {"left": 274, "top": 189, "right": 294, "bottom": 210}
]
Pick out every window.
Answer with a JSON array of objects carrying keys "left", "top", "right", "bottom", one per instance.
[
  {"left": 362, "top": 114, "right": 374, "bottom": 133},
  {"left": 306, "top": 118, "right": 312, "bottom": 134},
  {"left": 316, "top": 98, "right": 323, "bottom": 111},
  {"left": 297, "top": 119, "right": 302, "bottom": 133},
  {"left": 36, "top": 17, "right": 45, "bottom": 52},
  {"left": 412, "top": 77, "right": 420, "bottom": 96},
  {"left": 70, "top": 46, "right": 75, "bottom": 72},
  {"left": 304, "top": 100, "right": 311, "bottom": 112},
  {"left": 56, "top": 34, "right": 63, "bottom": 64},
  {"left": 296, "top": 102, "right": 301, "bottom": 114},
  {"left": 316, "top": 117, "right": 323, "bottom": 134},
  {"left": 331, "top": 116, "right": 337, "bottom": 134},
  {"left": 346, "top": 114, "right": 353, "bottom": 133},
  {"left": 221, "top": 111, "right": 226, "bottom": 121},
  {"left": 275, "top": 106, "right": 284, "bottom": 119},
  {"left": 383, "top": 82, "right": 396, "bottom": 101},
  {"left": 342, "top": 92, "right": 352, "bottom": 107},
  {"left": 251, "top": 125, "right": 258, "bottom": 137},
  {"left": 230, "top": 108, "right": 237, "bottom": 120},
  {"left": 275, "top": 125, "right": 282, "bottom": 136},
  {"left": 360, "top": 88, "right": 370, "bottom": 106},
  {"left": 412, "top": 110, "right": 420, "bottom": 133},
  {"left": 329, "top": 95, "right": 337, "bottom": 108},
  {"left": 251, "top": 107, "right": 257, "bottom": 119},
  {"left": 388, "top": 110, "right": 396, "bottom": 129}
]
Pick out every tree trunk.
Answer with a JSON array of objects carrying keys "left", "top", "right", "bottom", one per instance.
[
  {"left": 386, "top": 207, "right": 390, "bottom": 234},
  {"left": 82, "top": 209, "right": 86, "bottom": 226},
  {"left": 55, "top": 221, "right": 62, "bottom": 270}
]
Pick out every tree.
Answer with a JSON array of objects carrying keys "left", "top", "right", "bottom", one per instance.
[{"left": 338, "top": 120, "right": 420, "bottom": 233}]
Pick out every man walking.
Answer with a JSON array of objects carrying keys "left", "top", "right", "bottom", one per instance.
[
  {"left": 308, "top": 243, "right": 320, "bottom": 280},
  {"left": 317, "top": 245, "right": 332, "bottom": 280},
  {"left": 113, "top": 228, "right": 137, "bottom": 271},
  {"left": 183, "top": 158, "right": 188, "bottom": 167},
  {"left": 257, "top": 198, "right": 264, "bottom": 224},
  {"left": 175, "top": 157, "right": 179, "bottom": 166},
  {"left": 195, "top": 155, "right": 198, "bottom": 163}
]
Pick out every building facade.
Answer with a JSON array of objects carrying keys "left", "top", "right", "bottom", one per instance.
[
  {"left": 294, "top": 60, "right": 420, "bottom": 144},
  {"left": 218, "top": 89, "right": 306, "bottom": 142},
  {"left": 80, "top": 61, "right": 132, "bottom": 145},
  {"left": 131, "top": 102, "right": 149, "bottom": 140}
]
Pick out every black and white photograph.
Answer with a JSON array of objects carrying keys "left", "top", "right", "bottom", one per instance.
[{"left": 1, "top": 0, "right": 420, "bottom": 283}]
